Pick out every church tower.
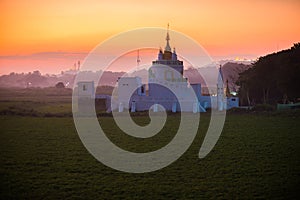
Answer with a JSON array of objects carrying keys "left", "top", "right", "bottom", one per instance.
[
  {"left": 152, "top": 24, "right": 184, "bottom": 75},
  {"left": 148, "top": 24, "right": 188, "bottom": 99}
]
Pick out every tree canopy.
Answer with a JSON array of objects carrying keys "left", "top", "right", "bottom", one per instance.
[
  {"left": 237, "top": 43, "right": 300, "bottom": 105},
  {"left": 55, "top": 82, "right": 65, "bottom": 89}
]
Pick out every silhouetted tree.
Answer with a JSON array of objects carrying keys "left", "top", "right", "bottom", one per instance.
[
  {"left": 237, "top": 43, "right": 300, "bottom": 105},
  {"left": 55, "top": 82, "right": 65, "bottom": 88}
]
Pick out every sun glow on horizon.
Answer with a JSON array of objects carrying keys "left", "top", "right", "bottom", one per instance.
[{"left": 0, "top": 0, "right": 299, "bottom": 75}]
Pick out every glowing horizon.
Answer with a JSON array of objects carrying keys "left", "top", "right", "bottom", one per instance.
[{"left": 1, "top": 0, "right": 299, "bottom": 75}]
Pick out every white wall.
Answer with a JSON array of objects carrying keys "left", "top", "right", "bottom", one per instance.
[
  {"left": 78, "top": 81, "right": 95, "bottom": 98},
  {"left": 118, "top": 77, "right": 142, "bottom": 107}
]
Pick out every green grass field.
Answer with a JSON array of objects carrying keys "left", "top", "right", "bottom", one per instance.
[{"left": 0, "top": 88, "right": 299, "bottom": 199}]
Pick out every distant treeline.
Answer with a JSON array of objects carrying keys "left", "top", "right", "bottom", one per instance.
[
  {"left": 0, "top": 62, "right": 250, "bottom": 90},
  {"left": 237, "top": 43, "right": 300, "bottom": 105},
  {"left": 0, "top": 70, "right": 125, "bottom": 88}
]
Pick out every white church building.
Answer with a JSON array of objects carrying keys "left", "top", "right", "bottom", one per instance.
[
  {"left": 115, "top": 30, "right": 238, "bottom": 113},
  {"left": 77, "top": 29, "right": 239, "bottom": 113}
]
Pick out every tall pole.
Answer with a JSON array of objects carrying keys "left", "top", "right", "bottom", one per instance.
[{"left": 136, "top": 49, "right": 141, "bottom": 72}]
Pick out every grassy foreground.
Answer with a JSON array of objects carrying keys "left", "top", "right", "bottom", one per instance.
[{"left": 0, "top": 112, "right": 299, "bottom": 199}]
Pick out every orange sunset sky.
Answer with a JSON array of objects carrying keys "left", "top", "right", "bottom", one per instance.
[{"left": 1, "top": 0, "right": 300, "bottom": 75}]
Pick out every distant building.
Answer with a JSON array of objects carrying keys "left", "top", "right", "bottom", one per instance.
[{"left": 77, "top": 81, "right": 95, "bottom": 98}]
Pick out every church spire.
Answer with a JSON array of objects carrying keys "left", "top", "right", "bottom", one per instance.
[{"left": 165, "top": 23, "right": 171, "bottom": 52}]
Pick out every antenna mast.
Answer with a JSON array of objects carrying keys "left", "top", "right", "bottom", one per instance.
[{"left": 137, "top": 49, "right": 141, "bottom": 68}]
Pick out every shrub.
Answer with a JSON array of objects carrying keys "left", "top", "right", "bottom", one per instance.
[
  {"left": 227, "top": 107, "right": 250, "bottom": 114},
  {"left": 252, "top": 104, "right": 275, "bottom": 111}
]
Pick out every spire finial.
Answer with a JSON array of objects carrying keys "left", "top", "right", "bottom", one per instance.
[{"left": 165, "top": 23, "right": 171, "bottom": 52}]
